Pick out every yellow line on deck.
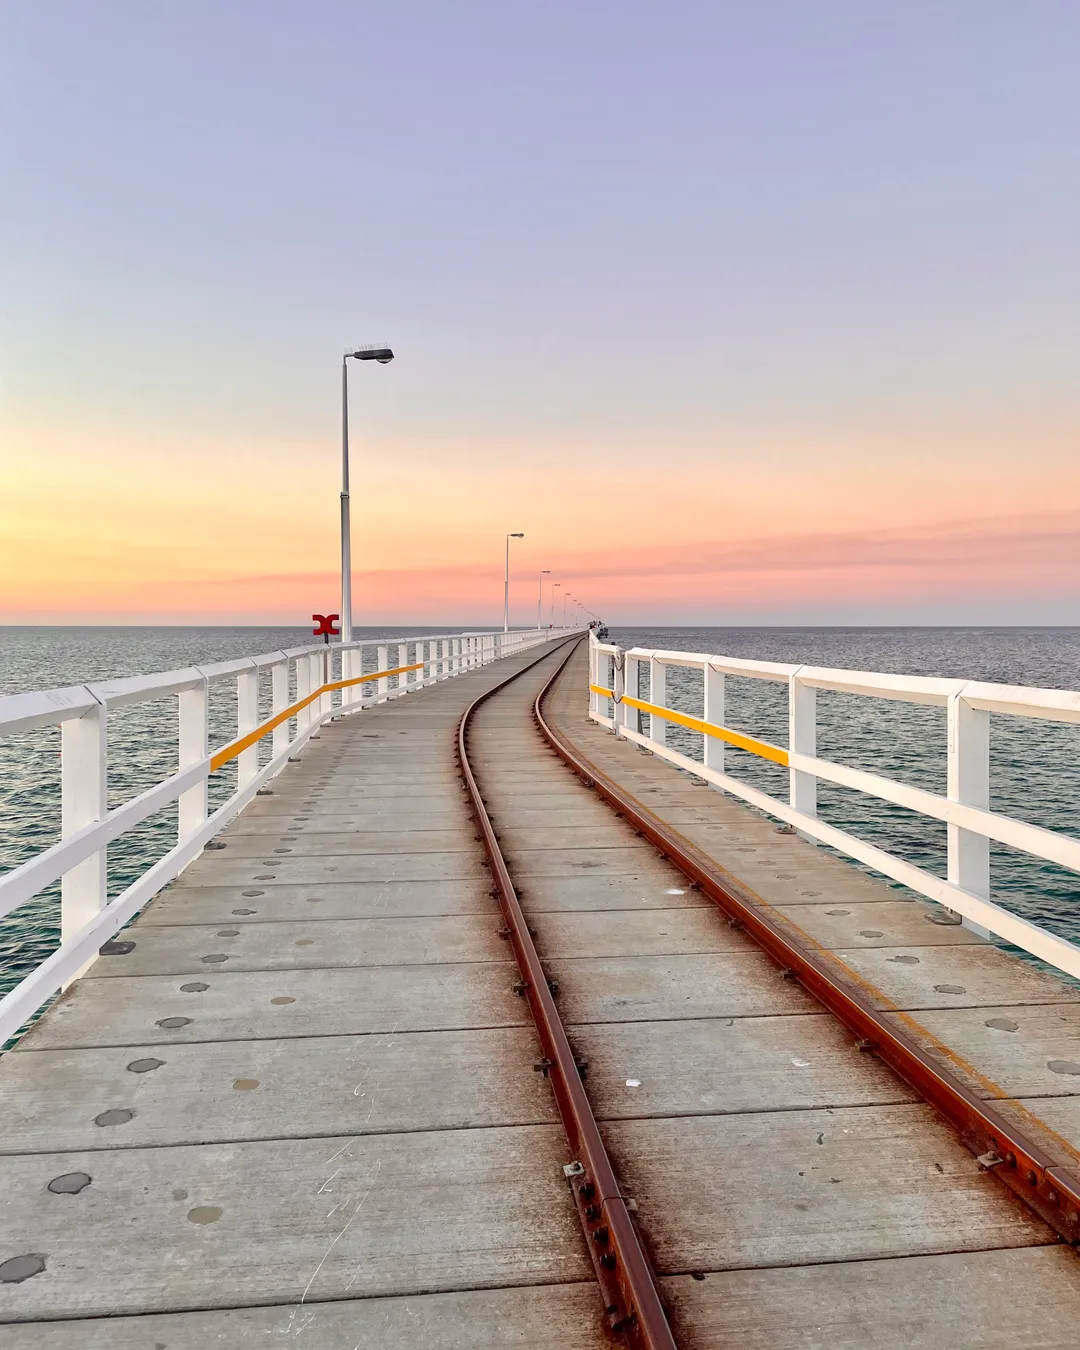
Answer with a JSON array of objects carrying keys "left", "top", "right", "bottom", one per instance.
[
  {"left": 590, "top": 684, "right": 788, "bottom": 767},
  {"left": 211, "top": 662, "right": 425, "bottom": 771}
]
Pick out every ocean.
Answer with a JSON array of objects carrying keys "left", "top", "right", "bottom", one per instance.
[{"left": 2, "top": 625, "right": 1080, "bottom": 1000}]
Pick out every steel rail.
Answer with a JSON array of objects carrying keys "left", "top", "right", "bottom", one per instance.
[
  {"left": 456, "top": 640, "right": 678, "bottom": 1350},
  {"left": 539, "top": 652, "right": 1080, "bottom": 1248}
]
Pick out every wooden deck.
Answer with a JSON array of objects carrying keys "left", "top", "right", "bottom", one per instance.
[{"left": 1, "top": 640, "right": 1079, "bottom": 1346}]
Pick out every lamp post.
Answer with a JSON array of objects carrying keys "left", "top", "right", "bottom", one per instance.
[
  {"left": 537, "top": 569, "right": 550, "bottom": 629},
  {"left": 341, "top": 345, "right": 394, "bottom": 643},
  {"left": 551, "top": 582, "right": 561, "bottom": 627},
  {"left": 504, "top": 532, "right": 524, "bottom": 633},
  {"left": 563, "top": 593, "right": 571, "bottom": 627}
]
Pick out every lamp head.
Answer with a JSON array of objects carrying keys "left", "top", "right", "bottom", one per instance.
[
  {"left": 349, "top": 346, "right": 395, "bottom": 363},
  {"left": 509, "top": 532, "right": 524, "bottom": 538}
]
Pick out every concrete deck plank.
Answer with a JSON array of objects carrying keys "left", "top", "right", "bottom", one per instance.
[
  {"left": 828, "top": 943, "right": 1080, "bottom": 1011},
  {"left": 218, "top": 829, "right": 476, "bottom": 857},
  {"left": 546, "top": 952, "right": 818, "bottom": 1024},
  {"left": 574, "top": 1014, "right": 915, "bottom": 1118},
  {"left": 531, "top": 907, "right": 751, "bottom": 959},
  {"left": 0, "top": 1125, "right": 589, "bottom": 1319},
  {"left": 890, "top": 1002, "right": 1080, "bottom": 1099},
  {"left": 0, "top": 1283, "right": 610, "bottom": 1348},
  {"left": 85, "top": 915, "right": 505, "bottom": 977},
  {"left": 605, "top": 1106, "right": 1053, "bottom": 1273},
  {"left": 518, "top": 874, "right": 710, "bottom": 912},
  {"left": 177, "top": 851, "right": 486, "bottom": 886},
  {"left": 140, "top": 879, "right": 496, "bottom": 925},
  {"left": 0, "top": 1026, "right": 555, "bottom": 1153},
  {"left": 17, "top": 961, "right": 524, "bottom": 1050},
  {"left": 664, "top": 1247, "right": 1080, "bottom": 1350},
  {"left": 772, "top": 898, "right": 986, "bottom": 949}
]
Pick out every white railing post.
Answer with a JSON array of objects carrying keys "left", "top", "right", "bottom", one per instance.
[
  {"left": 612, "top": 649, "right": 626, "bottom": 734},
  {"left": 357, "top": 643, "right": 368, "bottom": 703},
  {"left": 649, "top": 656, "right": 667, "bottom": 746},
  {"left": 377, "top": 644, "right": 389, "bottom": 701},
  {"left": 703, "top": 662, "right": 724, "bottom": 779},
  {"left": 302, "top": 653, "right": 317, "bottom": 728},
  {"left": 178, "top": 677, "right": 208, "bottom": 840},
  {"left": 318, "top": 649, "right": 332, "bottom": 718},
  {"left": 453, "top": 638, "right": 461, "bottom": 674},
  {"left": 588, "top": 638, "right": 598, "bottom": 716},
  {"left": 236, "top": 663, "right": 259, "bottom": 788},
  {"left": 948, "top": 691, "right": 991, "bottom": 936},
  {"left": 272, "top": 659, "right": 290, "bottom": 755},
  {"left": 396, "top": 642, "right": 407, "bottom": 695},
  {"left": 623, "top": 653, "right": 640, "bottom": 735},
  {"left": 295, "top": 653, "right": 311, "bottom": 735},
  {"left": 60, "top": 697, "right": 107, "bottom": 946},
  {"left": 789, "top": 672, "right": 817, "bottom": 819}
]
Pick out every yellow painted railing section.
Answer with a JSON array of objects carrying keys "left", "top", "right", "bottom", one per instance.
[
  {"left": 211, "top": 662, "right": 425, "bottom": 772},
  {"left": 589, "top": 684, "right": 789, "bottom": 768}
]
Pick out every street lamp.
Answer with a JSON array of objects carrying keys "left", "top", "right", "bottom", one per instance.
[
  {"left": 551, "top": 582, "right": 561, "bottom": 627},
  {"left": 537, "top": 569, "right": 550, "bottom": 629},
  {"left": 341, "top": 345, "right": 394, "bottom": 642},
  {"left": 504, "top": 532, "right": 524, "bottom": 633},
  {"left": 563, "top": 593, "right": 571, "bottom": 627}
]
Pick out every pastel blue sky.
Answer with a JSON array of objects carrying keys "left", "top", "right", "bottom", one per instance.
[{"left": 2, "top": 3, "right": 1079, "bottom": 623}]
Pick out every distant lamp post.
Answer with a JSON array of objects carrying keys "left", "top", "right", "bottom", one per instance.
[
  {"left": 537, "top": 569, "right": 550, "bottom": 629},
  {"left": 341, "top": 345, "right": 395, "bottom": 643},
  {"left": 551, "top": 582, "right": 561, "bottom": 627},
  {"left": 504, "top": 533, "right": 525, "bottom": 632},
  {"left": 563, "top": 593, "right": 571, "bottom": 627}
]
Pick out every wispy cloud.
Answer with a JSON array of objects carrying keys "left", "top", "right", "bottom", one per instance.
[{"left": 3, "top": 509, "right": 1077, "bottom": 622}]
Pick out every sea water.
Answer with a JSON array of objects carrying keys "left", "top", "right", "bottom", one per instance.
[{"left": 2, "top": 625, "right": 1079, "bottom": 998}]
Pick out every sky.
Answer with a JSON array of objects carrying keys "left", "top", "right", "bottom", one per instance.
[{"left": 1, "top": 2, "right": 1079, "bottom": 626}]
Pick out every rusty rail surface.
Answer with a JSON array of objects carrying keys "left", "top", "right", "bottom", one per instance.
[
  {"left": 535, "top": 649, "right": 1080, "bottom": 1249},
  {"left": 457, "top": 639, "right": 678, "bottom": 1350}
]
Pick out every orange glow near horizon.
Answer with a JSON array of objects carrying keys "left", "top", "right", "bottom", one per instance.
[{"left": 3, "top": 419, "right": 1079, "bottom": 624}]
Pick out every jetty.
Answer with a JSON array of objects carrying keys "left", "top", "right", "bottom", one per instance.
[{"left": 2, "top": 629, "right": 1080, "bottom": 1346}]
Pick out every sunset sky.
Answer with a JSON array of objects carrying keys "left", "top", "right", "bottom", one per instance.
[{"left": 2, "top": 3, "right": 1079, "bottom": 626}]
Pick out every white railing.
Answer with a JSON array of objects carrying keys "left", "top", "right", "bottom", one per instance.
[
  {"left": 588, "top": 634, "right": 1080, "bottom": 983},
  {"left": 0, "top": 627, "right": 578, "bottom": 1043}
]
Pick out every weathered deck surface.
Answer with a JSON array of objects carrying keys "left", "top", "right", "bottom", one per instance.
[{"left": 1, "top": 639, "right": 1079, "bottom": 1346}]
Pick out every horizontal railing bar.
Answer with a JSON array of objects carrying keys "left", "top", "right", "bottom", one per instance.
[
  {"left": 610, "top": 719, "right": 1080, "bottom": 980},
  {"left": 596, "top": 676, "right": 1080, "bottom": 874},
  {"left": 0, "top": 631, "right": 568, "bottom": 736},
  {"left": 89, "top": 667, "right": 206, "bottom": 708},
  {"left": 961, "top": 681, "right": 1080, "bottom": 724},
  {"left": 591, "top": 684, "right": 789, "bottom": 767},
  {"left": 629, "top": 648, "right": 800, "bottom": 681},
  {"left": 0, "top": 685, "right": 101, "bottom": 736},
  {"left": 790, "top": 750, "right": 1080, "bottom": 874},
  {"left": 210, "top": 661, "right": 425, "bottom": 771},
  {"left": 0, "top": 762, "right": 208, "bottom": 921},
  {"left": 620, "top": 645, "right": 1080, "bottom": 720}
]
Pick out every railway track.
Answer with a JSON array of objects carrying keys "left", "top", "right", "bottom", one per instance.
[
  {"left": 3, "top": 633, "right": 1077, "bottom": 1345},
  {"left": 458, "top": 637, "right": 1079, "bottom": 1349}
]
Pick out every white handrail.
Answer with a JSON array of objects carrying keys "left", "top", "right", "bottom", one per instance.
[
  {"left": 588, "top": 633, "right": 1080, "bottom": 982},
  {"left": 0, "top": 627, "right": 583, "bottom": 1046}
]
